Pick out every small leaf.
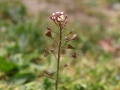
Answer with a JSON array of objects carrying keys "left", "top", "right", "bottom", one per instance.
[
  {"left": 67, "top": 44, "right": 75, "bottom": 49},
  {"left": 45, "top": 31, "right": 52, "bottom": 38}
]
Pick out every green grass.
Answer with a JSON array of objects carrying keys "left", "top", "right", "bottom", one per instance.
[{"left": 0, "top": 0, "right": 120, "bottom": 90}]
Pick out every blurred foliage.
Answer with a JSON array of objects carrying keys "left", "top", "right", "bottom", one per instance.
[
  {"left": 0, "top": 0, "right": 120, "bottom": 90},
  {"left": 0, "top": 0, "right": 26, "bottom": 23}
]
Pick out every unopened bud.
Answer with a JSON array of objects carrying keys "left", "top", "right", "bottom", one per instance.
[
  {"left": 50, "top": 47, "right": 54, "bottom": 52},
  {"left": 65, "top": 36, "right": 70, "bottom": 42},
  {"left": 71, "top": 34, "right": 78, "bottom": 40}
]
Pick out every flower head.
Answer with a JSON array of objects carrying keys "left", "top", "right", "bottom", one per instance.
[
  {"left": 51, "top": 12, "right": 66, "bottom": 22},
  {"left": 50, "top": 12, "right": 67, "bottom": 28}
]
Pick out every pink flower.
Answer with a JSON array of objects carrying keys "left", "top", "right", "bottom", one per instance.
[{"left": 50, "top": 12, "right": 67, "bottom": 22}]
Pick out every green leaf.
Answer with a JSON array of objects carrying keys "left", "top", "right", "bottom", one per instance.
[
  {"left": 8, "top": 72, "right": 36, "bottom": 86},
  {"left": 0, "top": 56, "right": 18, "bottom": 73}
]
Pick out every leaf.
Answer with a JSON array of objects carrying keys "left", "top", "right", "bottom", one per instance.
[
  {"left": 0, "top": 56, "right": 18, "bottom": 73},
  {"left": 8, "top": 72, "right": 36, "bottom": 86}
]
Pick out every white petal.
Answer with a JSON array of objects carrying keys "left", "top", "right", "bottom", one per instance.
[
  {"left": 52, "top": 13, "right": 55, "bottom": 15},
  {"left": 61, "top": 12, "right": 64, "bottom": 14}
]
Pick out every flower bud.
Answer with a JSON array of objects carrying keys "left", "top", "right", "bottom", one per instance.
[
  {"left": 50, "top": 47, "right": 54, "bottom": 52},
  {"left": 65, "top": 36, "right": 70, "bottom": 42},
  {"left": 71, "top": 34, "right": 78, "bottom": 40}
]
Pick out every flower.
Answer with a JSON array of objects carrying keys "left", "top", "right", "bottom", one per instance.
[
  {"left": 50, "top": 12, "right": 68, "bottom": 29},
  {"left": 50, "top": 12, "right": 67, "bottom": 22},
  {"left": 57, "top": 14, "right": 65, "bottom": 22}
]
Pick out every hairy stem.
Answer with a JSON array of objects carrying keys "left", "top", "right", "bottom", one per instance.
[{"left": 55, "top": 27, "right": 62, "bottom": 90}]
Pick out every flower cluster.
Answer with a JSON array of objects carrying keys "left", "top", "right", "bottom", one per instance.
[{"left": 50, "top": 12, "right": 68, "bottom": 29}]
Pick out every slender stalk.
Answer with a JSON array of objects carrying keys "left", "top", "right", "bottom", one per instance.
[{"left": 55, "top": 27, "right": 62, "bottom": 90}]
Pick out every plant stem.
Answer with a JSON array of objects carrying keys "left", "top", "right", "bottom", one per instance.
[{"left": 55, "top": 27, "right": 62, "bottom": 90}]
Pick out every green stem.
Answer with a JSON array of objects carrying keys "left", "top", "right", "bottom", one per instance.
[{"left": 55, "top": 27, "right": 62, "bottom": 90}]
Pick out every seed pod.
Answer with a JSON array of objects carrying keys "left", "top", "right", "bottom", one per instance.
[
  {"left": 67, "top": 44, "right": 75, "bottom": 49},
  {"left": 71, "top": 52, "right": 77, "bottom": 59},
  {"left": 45, "top": 31, "right": 52, "bottom": 38}
]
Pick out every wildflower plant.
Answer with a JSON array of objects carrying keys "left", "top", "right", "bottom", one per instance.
[{"left": 44, "top": 12, "right": 78, "bottom": 90}]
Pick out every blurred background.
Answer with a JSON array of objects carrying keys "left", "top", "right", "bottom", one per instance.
[{"left": 0, "top": 0, "right": 120, "bottom": 90}]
